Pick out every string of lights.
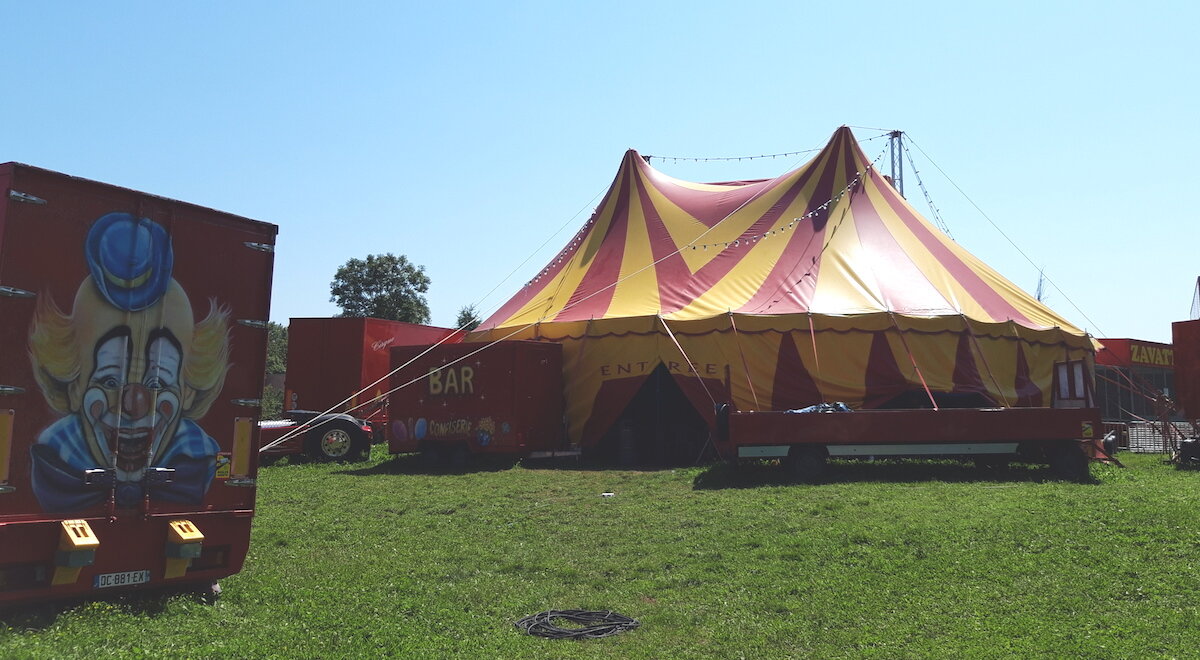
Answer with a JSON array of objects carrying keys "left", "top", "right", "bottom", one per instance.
[
  {"left": 736, "top": 149, "right": 891, "bottom": 316},
  {"left": 680, "top": 166, "right": 872, "bottom": 252},
  {"left": 643, "top": 131, "right": 889, "bottom": 164},
  {"left": 524, "top": 145, "right": 888, "bottom": 286},
  {"left": 899, "top": 135, "right": 954, "bottom": 240},
  {"left": 643, "top": 148, "right": 821, "bottom": 163}
]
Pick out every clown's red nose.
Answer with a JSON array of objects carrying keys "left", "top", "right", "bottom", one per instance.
[{"left": 121, "top": 383, "right": 151, "bottom": 418}]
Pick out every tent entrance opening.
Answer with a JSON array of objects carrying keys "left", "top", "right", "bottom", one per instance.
[{"left": 606, "top": 364, "right": 711, "bottom": 466}]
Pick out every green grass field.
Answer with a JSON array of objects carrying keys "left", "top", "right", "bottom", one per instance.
[{"left": 2, "top": 451, "right": 1197, "bottom": 658}]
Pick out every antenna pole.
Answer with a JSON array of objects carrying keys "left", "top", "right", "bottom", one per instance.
[{"left": 889, "top": 130, "right": 905, "bottom": 197}]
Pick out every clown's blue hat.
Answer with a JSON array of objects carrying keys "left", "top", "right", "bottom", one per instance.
[{"left": 85, "top": 213, "right": 174, "bottom": 311}]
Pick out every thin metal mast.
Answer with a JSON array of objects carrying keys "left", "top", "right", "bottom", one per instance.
[{"left": 889, "top": 130, "right": 905, "bottom": 197}]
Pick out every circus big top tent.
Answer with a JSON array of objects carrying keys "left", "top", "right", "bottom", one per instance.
[{"left": 470, "top": 127, "right": 1095, "bottom": 449}]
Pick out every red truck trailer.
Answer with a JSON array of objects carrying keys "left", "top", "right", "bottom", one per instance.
[
  {"left": 258, "top": 317, "right": 461, "bottom": 461},
  {"left": 0, "top": 163, "right": 276, "bottom": 603},
  {"left": 1173, "top": 319, "right": 1200, "bottom": 421},
  {"left": 386, "top": 341, "right": 567, "bottom": 466},
  {"left": 717, "top": 404, "right": 1102, "bottom": 481},
  {"left": 1173, "top": 318, "right": 1200, "bottom": 463}
]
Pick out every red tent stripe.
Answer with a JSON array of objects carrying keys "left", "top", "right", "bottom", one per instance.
[
  {"left": 952, "top": 331, "right": 986, "bottom": 394},
  {"left": 771, "top": 331, "right": 823, "bottom": 409},
  {"left": 634, "top": 171, "right": 696, "bottom": 315},
  {"left": 553, "top": 157, "right": 637, "bottom": 321},
  {"left": 735, "top": 134, "right": 847, "bottom": 314},
  {"left": 868, "top": 167, "right": 1034, "bottom": 325}
]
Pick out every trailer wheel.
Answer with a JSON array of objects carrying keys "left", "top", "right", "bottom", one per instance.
[
  {"left": 447, "top": 444, "right": 470, "bottom": 471},
  {"left": 1046, "top": 441, "right": 1089, "bottom": 482},
  {"left": 419, "top": 445, "right": 442, "bottom": 470},
  {"left": 788, "top": 446, "right": 827, "bottom": 483},
  {"left": 306, "top": 420, "right": 369, "bottom": 462}
]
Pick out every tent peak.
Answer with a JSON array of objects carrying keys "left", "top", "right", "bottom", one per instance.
[{"left": 622, "top": 148, "right": 649, "bottom": 166}]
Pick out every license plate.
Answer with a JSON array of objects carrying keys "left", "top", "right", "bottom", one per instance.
[{"left": 93, "top": 570, "right": 151, "bottom": 589}]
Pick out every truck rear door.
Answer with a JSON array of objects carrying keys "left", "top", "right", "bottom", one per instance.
[{"left": 0, "top": 163, "right": 275, "bottom": 600}]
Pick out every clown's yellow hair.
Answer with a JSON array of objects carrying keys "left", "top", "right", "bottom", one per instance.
[
  {"left": 183, "top": 298, "right": 231, "bottom": 419},
  {"left": 28, "top": 293, "right": 79, "bottom": 414},
  {"left": 28, "top": 292, "right": 232, "bottom": 419}
]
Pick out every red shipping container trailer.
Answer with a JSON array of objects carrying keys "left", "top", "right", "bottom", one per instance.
[
  {"left": 1173, "top": 320, "right": 1200, "bottom": 419},
  {"left": 258, "top": 317, "right": 461, "bottom": 461},
  {"left": 387, "top": 341, "right": 567, "bottom": 463},
  {"left": 282, "top": 317, "right": 461, "bottom": 419},
  {"left": 1173, "top": 319, "right": 1200, "bottom": 464},
  {"left": 0, "top": 163, "right": 276, "bottom": 603}
]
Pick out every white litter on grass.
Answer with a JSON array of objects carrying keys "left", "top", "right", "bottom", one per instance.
[{"left": 601, "top": 492, "right": 615, "bottom": 497}]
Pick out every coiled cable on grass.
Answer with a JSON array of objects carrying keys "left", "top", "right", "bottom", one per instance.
[{"left": 514, "top": 609, "right": 640, "bottom": 639}]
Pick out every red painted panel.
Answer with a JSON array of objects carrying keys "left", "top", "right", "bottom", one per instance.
[
  {"left": 284, "top": 317, "right": 460, "bottom": 422},
  {"left": 387, "top": 341, "right": 563, "bottom": 455},
  {"left": 1095, "top": 339, "right": 1132, "bottom": 366},
  {"left": 1172, "top": 321, "right": 1200, "bottom": 417},
  {"left": 1096, "top": 338, "right": 1173, "bottom": 368},
  {"left": 725, "top": 407, "right": 1101, "bottom": 450}
]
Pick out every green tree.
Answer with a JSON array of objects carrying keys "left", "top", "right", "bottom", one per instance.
[
  {"left": 261, "top": 321, "right": 288, "bottom": 419},
  {"left": 456, "top": 304, "right": 481, "bottom": 331},
  {"left": 266, "top": 322, "right": 288, "bottom": 374},
  {"left": 329, "top": 253, "right": 431, "bottom": 323},
  {"left": 261, "top": 384, "right": 284, "bottom": 420}
]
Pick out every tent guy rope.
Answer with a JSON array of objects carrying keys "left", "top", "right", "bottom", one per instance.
[{"left": 905, "top": 133, "right": 1105, "bottom": 336}]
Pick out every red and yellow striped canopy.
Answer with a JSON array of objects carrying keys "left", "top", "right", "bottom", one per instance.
[
  {"left": 473, "top": 127, "right": 1093, "bottom": 446},
  {"left": 480, "top": 126, "right": 1084, "bottom": 331}
]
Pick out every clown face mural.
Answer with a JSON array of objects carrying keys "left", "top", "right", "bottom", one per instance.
[{"left": 28, "top": 213, "right": 229, "bottom": 512}]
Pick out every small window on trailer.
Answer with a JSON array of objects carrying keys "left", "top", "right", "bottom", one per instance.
[{"left": 1053, "top": 360, "right": 1092, "bottom": 408}]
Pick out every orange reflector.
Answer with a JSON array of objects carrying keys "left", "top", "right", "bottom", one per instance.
[
  {"left": 232, "top": 417, "right": 253, "bottom": 477},
  {"left": 164, "top": 519, "right": 205, "bottom": 579},
  {"left": 52, "top": 519, "right": 100, "bottom": 586},
  {"left": 167, "top": 519, "right": 204, "bottom": 545},
  {"left": 59, "top": 519, "right": 100, "bottom": 552}
]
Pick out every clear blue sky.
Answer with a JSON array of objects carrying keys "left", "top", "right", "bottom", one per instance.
[{"left": 4, "top": 2, "right": 1195, "bottom": 342}]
